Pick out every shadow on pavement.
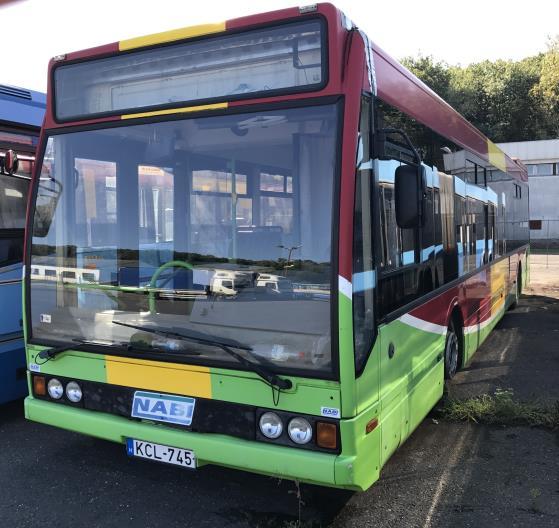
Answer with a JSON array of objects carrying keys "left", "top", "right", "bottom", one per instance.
[
  {"left": 0, "top": 399, "right": 24, "bottom": 426},
  {"left": 0, "top": 406, "right": 353, "bottom": 528},
  {"left": 448, "top": 294, "right": 559, "bottom": 403}
]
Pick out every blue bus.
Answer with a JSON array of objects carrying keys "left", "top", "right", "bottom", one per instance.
[{"left": 0, "top": 84, "right": 45, "bottom": 405}]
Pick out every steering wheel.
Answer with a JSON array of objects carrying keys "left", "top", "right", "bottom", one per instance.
[{"left": 148, "top": 260, "right": 193, "bottom": 313}]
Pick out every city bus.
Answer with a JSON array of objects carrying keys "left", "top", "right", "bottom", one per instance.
[
  {"left": 24, "top": 3, "right": 528, "bottom": 490},
  {"left": 0, "top": 84, "right": 45, "bottom": 405}
]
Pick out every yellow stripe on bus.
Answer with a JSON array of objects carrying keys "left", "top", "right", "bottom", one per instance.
[
  {"left": 105, "top": 356, "right": 212, "bottom": 399},
  {"left": 121, "top": 102, "right": 228, "bottom": 120},
  {"left": 119, "top": 22, "right": 226, "bottom": 51},
  {"left": 487, "top": 139, "right": 507, "bottom": 173}
]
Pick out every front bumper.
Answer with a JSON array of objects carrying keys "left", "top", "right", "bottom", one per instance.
[{"left": 25, "top": 397, "right": 377, "bottom": 490}]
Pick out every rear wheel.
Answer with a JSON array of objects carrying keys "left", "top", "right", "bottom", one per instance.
[
  {"left": 444, "top": 320, "right": 460, "bottom": 380},
  {"left": 509, "top": 264, "right": 522, "bottom": 310}
]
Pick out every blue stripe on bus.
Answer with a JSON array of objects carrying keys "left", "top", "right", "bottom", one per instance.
[{"left": 352, "top": 270, "right": 376, "bottom": 293}]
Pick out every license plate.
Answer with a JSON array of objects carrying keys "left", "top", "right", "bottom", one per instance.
[{"left": 126, "top": 438, "right": 196, "bottom": 469}]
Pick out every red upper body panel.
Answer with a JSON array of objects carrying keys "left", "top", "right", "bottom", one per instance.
[{"left": 40, "top": 1, "right": 526, "bottom": 185}]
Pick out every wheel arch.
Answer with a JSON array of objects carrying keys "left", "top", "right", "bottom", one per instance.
[{"left": 445, "top": 300, "right": 465, "bottom": 370}]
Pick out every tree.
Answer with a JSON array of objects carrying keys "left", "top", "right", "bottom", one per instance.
[
  {"left": 400, "top": 55, "right": 451, "bottom": 101},
  {"left": 532, "top": 37, "right": 559, "bottom": 137},
  {"left": 400, "top": 42, "right": 559, "bottom": 142}
]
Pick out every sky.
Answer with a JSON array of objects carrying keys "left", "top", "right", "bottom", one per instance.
[{"left": 2, "top": 0, "right": 559, "bottom": 93}]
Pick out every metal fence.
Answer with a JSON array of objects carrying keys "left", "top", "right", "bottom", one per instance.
[{"left": 529, "top": 219, "right": 559, "bottom": 265}]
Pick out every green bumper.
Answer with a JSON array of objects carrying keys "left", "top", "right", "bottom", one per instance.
[{"left": 25, "top": 397, "right": 379, "bottom": 490}]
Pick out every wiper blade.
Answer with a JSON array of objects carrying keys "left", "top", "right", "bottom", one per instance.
[
  {"left": 37, "top": 339, "right": 113, "bottom": 360},
  {"left": 112, "top": 320, "right": 292, "bottom": 390}
]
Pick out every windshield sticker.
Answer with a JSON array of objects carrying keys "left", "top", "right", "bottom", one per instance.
[
  {"left": 321, "top": 406, "right": 340, "bottom": 419},
  {"left": 40, "top": 314, "right": 52, "bottom": 324}
]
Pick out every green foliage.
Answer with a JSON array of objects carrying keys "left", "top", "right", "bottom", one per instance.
[
  {"left": 440, "top": 389, "right": 559, "bottom": 429},
  {"left": 401, "top": 42, "right": 559, "bottom": 142}
]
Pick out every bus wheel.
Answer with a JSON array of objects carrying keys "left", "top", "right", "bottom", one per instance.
[
  {"left": 444, "top": 320, "right": 460, "bottom": 380},
  {"left": 509, "top": 264, "right": 522, "bottom": 310}
]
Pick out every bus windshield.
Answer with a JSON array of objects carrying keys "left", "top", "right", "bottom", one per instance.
[{"left": 29, "top": 102, "right": 339, "bottom": 376}]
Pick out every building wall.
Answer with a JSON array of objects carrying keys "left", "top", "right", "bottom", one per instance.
[{"left": 498, "top": 139, "right": 559, "bottom": 246}]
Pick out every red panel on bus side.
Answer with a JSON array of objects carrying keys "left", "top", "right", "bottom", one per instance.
[
  {"left": 408, "top": 268, "right": 497, "bottom": 329},
  {"left": 373, "top": 46, "right": 488, "bottom": 161},
  {"left": 336, "top": 31, "right": 365, "bottom": 283}
]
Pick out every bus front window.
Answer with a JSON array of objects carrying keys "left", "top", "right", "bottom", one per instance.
[{"left": 29, "top": 103, "right": 339, "bottom": 377}]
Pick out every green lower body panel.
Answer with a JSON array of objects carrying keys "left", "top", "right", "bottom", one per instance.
[{"left": 25, "top": 397, "right": 378, "bottom": 491}]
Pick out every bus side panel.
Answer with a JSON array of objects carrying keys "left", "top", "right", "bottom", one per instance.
[
  {"left": 462, "top": 254, "right": 519, "bottom": 364},
  {"left": 0, "top": 339, "right": 27, "bottom": 404},
  {"left": 0, "top": 267, "right": 26, "bottom": 404},
  {"left": 377, "top": 317, "right": 444, "bottom": 467},
  {"left": 0, "top": 267, "right": 23, "bottom": 336}
]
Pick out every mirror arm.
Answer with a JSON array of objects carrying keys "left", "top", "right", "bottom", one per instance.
[{"left": 378, "top": 127, "right": 422, "bottom": 165}]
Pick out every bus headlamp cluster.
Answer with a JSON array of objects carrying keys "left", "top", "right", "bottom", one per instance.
[
  {"left": 47, "top": 378, "right": 64, "bottom": 400},
  {"left": 258, "top": 412, "right": 313, "bottom": 445},
  {"left": 259, "top": 412, "right": 283, "bottom": 439},
  {"left": 287, "top": 417, "right": 313, "bottom": 444},
  {"left": 43, "top": 378, "right": 82, "bottom": 403}
]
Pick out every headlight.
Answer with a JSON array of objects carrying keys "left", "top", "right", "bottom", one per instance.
[
  {"left": 47, "top": 378, "right": 64, "bottom": 400},
  {"left": 288, "top": 417, "right": 312, "bottom": 444},
  {"left": 259, "top": 412, "right": 283, "bottom": 439},
  {"left": 65, "top": 381, "right": 83, "bottom": 403}
]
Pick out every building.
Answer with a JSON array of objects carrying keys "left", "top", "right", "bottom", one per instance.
[{"left": 497, "top": 139, "right": 559, "bottom": 247}]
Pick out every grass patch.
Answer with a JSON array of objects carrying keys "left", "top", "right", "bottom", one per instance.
[{"left": 440, "top": 389, "right": 559, "bottom": 429}]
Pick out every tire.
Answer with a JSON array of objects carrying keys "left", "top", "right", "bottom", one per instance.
[{"left": 444, "top": 319, "right": 460, "bottom": 380}]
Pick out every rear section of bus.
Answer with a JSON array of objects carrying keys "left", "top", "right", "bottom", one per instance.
[{"left": 0, "top": 84, "right": 45, "bottom": 404}]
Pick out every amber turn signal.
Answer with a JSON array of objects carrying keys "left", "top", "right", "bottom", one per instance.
[
  {"left": 33, "top": 375, "right": 46, "bottom": 396},
  {"left": 365, "top": 418, "right": 378, "bottom": 434},
  {"left": 316, "top": 422, "right": 337, "bottom": 449}
]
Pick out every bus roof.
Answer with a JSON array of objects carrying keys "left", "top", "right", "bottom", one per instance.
[
  {"left": 42, "top": 2, "right": 526, "bottom": 182},
  {"left": 0, "top": 84, "right": 46, "bottom": 129},
  {"left": 371, "top": 44, "right": 528, "bottom": 182}
]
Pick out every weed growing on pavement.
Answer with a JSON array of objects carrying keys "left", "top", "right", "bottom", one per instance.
[
  {"left": 529, "top": 488, "right": 542, "bottom": 513},
  {"left": 440, "top": 389, "right": 559, "bottom": 429}
]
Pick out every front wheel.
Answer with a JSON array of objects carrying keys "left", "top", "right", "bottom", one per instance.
[{"left": 444, "top": 320, "right": 460, "bottom": 380}]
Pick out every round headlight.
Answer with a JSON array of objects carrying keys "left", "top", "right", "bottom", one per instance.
[
  {"left": 47, "top": 378, "right": 64, "bottom": 400},
  {"left": 66, "top": 381, "right": 83, "bottom": 403},
  {"left": 259, "top": 412, "right": 283, "bottom": 439},
  {"left": 288, "top": 417, "right": 313, "bottom": 444}
]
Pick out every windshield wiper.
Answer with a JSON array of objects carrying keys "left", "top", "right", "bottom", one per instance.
[
  {"left": 112, "top": 320, "right": 293, "bottom": 390},
  {"left": 37, "top": 339, "right": 113, "bottom": 360}
]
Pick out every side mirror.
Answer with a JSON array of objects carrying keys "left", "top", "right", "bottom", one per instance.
[
  {"left": 395, "top": 164, "right": 426, "bottom": 229},
  {"left": 1, "top": 150, "right": 19, "bottom": 175}
]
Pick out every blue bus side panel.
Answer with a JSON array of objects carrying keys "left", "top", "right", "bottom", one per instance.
[
  {"left": 0, "top": 267, "right": 26, "bottom": 404},
  {"left": 0, "top": 338, "right": 27, "bottom": 404},
  {"left": 0, "top": 268, "right": 23, "bottom": 335}
]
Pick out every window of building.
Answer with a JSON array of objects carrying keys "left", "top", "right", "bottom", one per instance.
[{"left": 526, "top": 163, "right": 556, "bottom": 177}]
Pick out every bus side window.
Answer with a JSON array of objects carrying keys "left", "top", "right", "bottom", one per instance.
[{"left": 0, "top": 173, "right": 28, "bottom": 268}]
